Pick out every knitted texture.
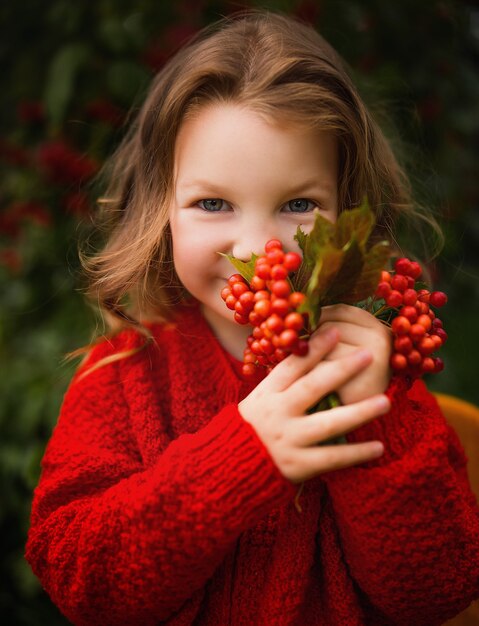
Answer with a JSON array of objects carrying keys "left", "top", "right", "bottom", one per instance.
[{"left": 26, "top": 302, "right": 479, "bottom": 626}]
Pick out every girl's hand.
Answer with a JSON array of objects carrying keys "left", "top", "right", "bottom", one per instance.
[
  {"left": 318, "top": 304, "right": 392, "bottom": 405},
  {"left": 238, "top": 328, "right": 390, "bottom": 484}
]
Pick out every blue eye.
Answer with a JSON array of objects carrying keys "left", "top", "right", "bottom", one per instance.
[
  {"left": 285, "top": 198, "right": 315, "bottom": 213},
  {"left": 198, "top": 199, "right": 226, "bottom": 212}
]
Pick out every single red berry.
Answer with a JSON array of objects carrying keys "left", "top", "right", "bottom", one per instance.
[
  {"left": 234, "top": 312, "right": 249, "bottom": 325},
  {"left": 254, "top": 299, "right": 272, "bottom": 319},
  {"left": 410, "top": 323, "right": 426, "bottom": 341},
  {"left": 283, "top": 252, "right": 302, "bottom": 272},
  {"left": 406, "top": 276, "right": 416, "bottom": 288},
  {"left": 225, "top": 294, "right": 237, "bottom": 310},
  {"left": 266, "top": 314, "right": 284, "bottom": 334},
  {"left": 271, "top": 298, "right": 290, "bottom": 317},
  {"left": 435, "top": 328, "right": 448, "bottom": 343},
  {"left": 259, "top": 338, "right": 274, "bottom": 355},
  {"left": 409, "top": 261, "right": 422, "bottom": 279},
  {"left": 434, "top": 357, "right": 445, "bottom": 373},
  {"left": 242, "top": 363, "right": 257, "bottom": 377},
  {"left": 266, "top": 248, "right": 284, "bottom": 265},
  {"left": 250, "top": 340, "right": 263, "bottom": 355},
  {"left": 234, "top": 300, "right": 248, "bottom": 315},
  {"left": 407, "top": 349, "right": 422, "bottom": 366},
  {"left": 394, "top": 258, "right": 412, "bottom": 276},
  {"left": 429, "top": 291, "right": 448, "bottom": 307},
  {"left": 391, "top": 316, "right": 411, "bottom": 335},
  {"left": 380, "top": 270, "right": 391, "bottom": 283},
  {"left": 431, "top": 334, "right": 443, "bottom": 350},
  {"left": 284, "top": 312, "right": 304, "bottom": 331},
  {"left": 271, "top": 279, "right": 291, "bottom": 298},
  {"left": 243, "top": 350, "right": 256, "bottom": 364},
  {"left": 394, "top": 336, "right": 413, "bottom": 355},
  {"left": 249, "top": 275, "right": 266, "bottom": 291},
  {"left": 417, "top": 314, "right": 432, "bottom": 332},
  {"left": 271, "top": 264, "right": 288, "bottom": 280},
  {"left": 274, "top": 348, "right": 289, "bottom": 362},
  {"left": 386, "top": 290, "right": 403, "bottom": 307},
  {"left": 402, "top": 288, "right": 418, "bottom": 306},
  {"left": 415, "top": 301, "right": 429, "bottom": 315},
  {"left": 248, "top": 311, "right": 263, "bottom": 326},
  {"left": 228, "top": 274, "right": 246, "bottom": 286},
  {"left": 391, "top": 274, "right": 408, "bottom": 292},
  {"left": 400, "top": 306, "right": 418, "bottom": 323},
  {"left": 293, "top": 340, "right": 309, "bottom": 356},
  {"left": 253, "top": 290, "right": 270, "bottom": 302},
  {"left": 238, "top": 291, "right": 255, "bottom": 311},
  {"left": 432, "top": 318, "right": 443, "bottom": 329},
  {"left": 279, "top": 329, "right": 299, "bottom": 348},
  {"left": 231, "top": 281, "right": 249, "bottom": 298},
  {"left": 256, "top": 264, "right": 271, "bottom": 280},
  {"left": 417, "top": 289, "right": 430, "bottom": 303},
  {"left": 375, "top": 281, "right": 392, "bottom": 299},
  {"left": 252, "top": 326, "right": 263, "bottom": 340},
  {"left": 289, "top": 292, "right": 306, "bottom": 308},
  {"left": 418, "top": 336, "right": 435, "bottom": 356},
  {"left": 221, "top": 286, "right": 231, "bottom": 301},
  {"left": 391, "top": 353, "right": 408, "bottom": 370},
  {"left": 421, "top": 357, "right": 436, "bottom": 373},
  {"left": 265, "top": 239, "right": 283, "bottom": 253}
]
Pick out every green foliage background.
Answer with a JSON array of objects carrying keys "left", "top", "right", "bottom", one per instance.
[{"left": 1, "top": 1, "right": 478, "bottom": 623}]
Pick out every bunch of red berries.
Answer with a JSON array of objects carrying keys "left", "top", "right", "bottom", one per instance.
[
  {"left": 220, "top": 240, "right": 308, "bottom": 377},
  {"left": 375, "top": 257, "right": 448, "bottom": 378}
]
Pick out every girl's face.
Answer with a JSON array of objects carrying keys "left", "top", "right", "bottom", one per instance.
[{"left": 169, "top": 103, "right": 338, "bottom": 358}]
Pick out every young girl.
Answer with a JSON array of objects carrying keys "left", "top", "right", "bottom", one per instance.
[{"left": 26, "top": 11, "right": 479, "bottom": 626}]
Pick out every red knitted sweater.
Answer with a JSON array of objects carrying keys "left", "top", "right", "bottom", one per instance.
[{"left": 26, "top": 302, "right": 479, "bottom": 626}]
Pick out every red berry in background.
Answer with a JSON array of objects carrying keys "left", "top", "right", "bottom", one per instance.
[
  {"left": 421, "top": 357, "right": 436, "bottom": 373},
  {"left": 400, "top": 306, "right": 418, "bottom": 323},
  {"left": 410, "top": 323, "right": 426, "bottom": 341},
  {"left": 267, "top": 248, "right": 284, "bottom": 265},
  {"left": 407, "top": 350, "right": 422, "bottom": 366},
  {"left": 380, "top": 270, "right": 391, "bottom": 283},
  {"left": 429, "top": 291, "right": 448, "bottom": 307},
  {"left": 434, "top": 357, "right": 445, "bottom": 373},
  {"left": 418, "top": 337, "right": 435, "bottom": 356},
  {"left": 228, "top": 274, "right": 245, "bottom": 285},
  {"left": 417, "top": 289, "right": 430, "bottom": 303},
  {"left": 256, "top": 264, "right": 271, "bottom": 279},
  {"left": 279, "top": 329, "right": 299, "bottom": 348},
  {"left": 271, "top": 298, "right": 290, "bottom": 317},
  {"left": 409, "top": 261, "right": 422, "bottom": 279},
  {"left": 234, "top": 312, "right": 249, "bottom": 325},
  {"left": 435, "top": 328, "right": 448, "bottom": 343},
  {"left": 231, "top": 281, "right": 248, "bottom": 297},
  {"left": 225, "top": 294, "right": 237, "bottom": 310}
]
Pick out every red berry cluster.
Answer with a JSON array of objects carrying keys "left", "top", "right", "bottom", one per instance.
[
  {"left": 375, "top": 258, "right": 448, "bottom": 378},
  {"left": 220, "top": 240, "right": 307, "bottom": 377}
]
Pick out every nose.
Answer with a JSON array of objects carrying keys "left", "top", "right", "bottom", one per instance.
[{"left": 231, "top": 217, "right": 277, "bottom": 261}]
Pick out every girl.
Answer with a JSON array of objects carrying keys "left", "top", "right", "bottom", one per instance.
[{"left": 26, "top": 11, "right": 479, "bottom": 626}]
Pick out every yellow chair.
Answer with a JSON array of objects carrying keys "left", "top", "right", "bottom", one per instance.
[{"left": 435, "top": 393, "right": 479, "bottom": 626}]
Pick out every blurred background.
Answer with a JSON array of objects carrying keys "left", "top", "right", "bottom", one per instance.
[{"left": 1, "top": 0, "right": 478, "bottom": 623}]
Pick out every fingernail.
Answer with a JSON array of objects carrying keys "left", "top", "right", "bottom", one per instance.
[{"left": 375, "top": 395, "right": 390, "bottom": 412}]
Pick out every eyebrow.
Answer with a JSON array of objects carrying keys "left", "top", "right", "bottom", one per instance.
[{"left": 178, "top": 178, "right": 335, "bottom": 194}]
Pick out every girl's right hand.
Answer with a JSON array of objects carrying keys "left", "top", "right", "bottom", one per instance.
[{"left": 238, "top": 328, "right": 390, "bottom": 483}]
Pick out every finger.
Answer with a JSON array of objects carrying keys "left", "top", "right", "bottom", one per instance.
[
  {"left": 292, "top": 440, "right": 384, "bottom": 481},
  {"left": 287, "top": 348, "right": 373, "bottom": 413},
  {"left": 319, "top": 304, "right": 379, "bottom": 328},
  {"left": 293, "top": 395, "right": 390, "bottom": 446},
  {"left": 266, "top": 327, "right": 339, "bottom": 392}
]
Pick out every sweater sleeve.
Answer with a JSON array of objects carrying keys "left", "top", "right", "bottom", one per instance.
[
  {"left": 322, "top": 377, "right": 479, "bottom": 625},
  {"left": 25, "top": 340, "right": 295, "bottom": 626}
]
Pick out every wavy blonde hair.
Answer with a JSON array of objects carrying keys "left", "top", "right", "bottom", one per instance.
[{"left": 81, "top": 10, "right": 440, "bottom": 337}]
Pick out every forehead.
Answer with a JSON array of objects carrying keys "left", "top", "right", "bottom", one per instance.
[{"left": 173, "top": 103, "right": 338, "bottom": 191}]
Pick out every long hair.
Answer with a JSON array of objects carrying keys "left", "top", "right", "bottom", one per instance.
[{"left": 82, "top": 10, "right": 440, "bottom": 333}]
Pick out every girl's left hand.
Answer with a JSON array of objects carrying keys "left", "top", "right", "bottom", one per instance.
[{"left": 318, "top": 304, "right": 392, "bottom": 405}]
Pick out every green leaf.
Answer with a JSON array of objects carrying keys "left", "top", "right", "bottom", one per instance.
[
  {"left": 222, "top": 253, "right": 258, "bottom": 283},
  {"left": 343, "top": 240, "right": 391, "bottom": 303},
  {"left": 333, "top": 199, "right": 374, "bottom": 248}
]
